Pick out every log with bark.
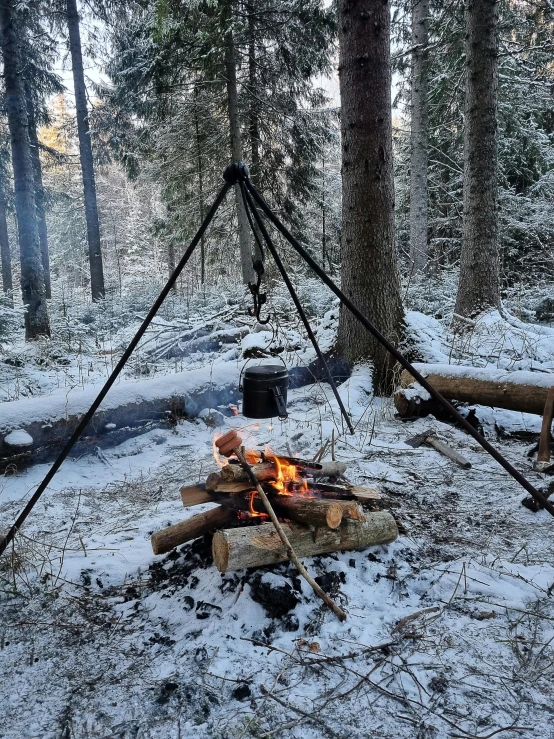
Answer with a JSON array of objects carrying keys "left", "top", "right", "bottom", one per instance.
[
  {"left": 219, "top": 460, "right": 348, "bottom": 484},
  {"left": 212, "top": 513, "right": 398, "bottom": 572},
  {"left": 151, "top": 505, "right": 235, "bottom": 555},
  {"left": 395, "top": 363, "right": 554, "bottom": 418},
  {"left": 180, "top": 484, "right": 216, "bottom": 507},
  {"left": 206, "top": 471, "right": 381, "bottom": 503}
]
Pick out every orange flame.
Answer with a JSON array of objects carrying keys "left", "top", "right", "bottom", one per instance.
[
  {"left": 212, "top": 433, "right": 226, "bottom": 468},
  {"left": 264, "top": 446, "right": 308, "bottom": 495}
]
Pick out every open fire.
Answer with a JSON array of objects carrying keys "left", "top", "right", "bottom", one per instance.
[{"left": 151, "top": 431, "right": 398, "bottom": 574}]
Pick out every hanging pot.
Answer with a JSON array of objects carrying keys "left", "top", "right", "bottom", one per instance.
[{"left": 240, "top": 363, "right": 288, "bottom": 419}]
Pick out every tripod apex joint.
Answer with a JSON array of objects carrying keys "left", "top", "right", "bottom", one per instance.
[{"left": 223, "top": 161, "right": 250, "bottom": 185}]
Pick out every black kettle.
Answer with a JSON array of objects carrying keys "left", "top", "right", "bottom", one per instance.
[{"left": 240, "top": 363, "right": 289, "bottom": 419}]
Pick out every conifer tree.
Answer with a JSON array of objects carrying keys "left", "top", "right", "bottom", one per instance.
[
  {"left": 66, "top": 0, "right": 105, "bottom": 300},
  {"left": 0, "top": 0, "right": 50, "bottom": 338},
  {"left": 454, "top": 0, "right": 500, "bottom": 318},
  {"left": 336, "top": 0, "right": 404, "bottom": 393}
]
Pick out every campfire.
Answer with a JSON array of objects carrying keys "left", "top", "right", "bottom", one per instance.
[{"left": 151, "top": 431, "right": 398, "bottom": 578}]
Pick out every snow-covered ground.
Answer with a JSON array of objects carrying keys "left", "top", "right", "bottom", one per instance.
[{"left": 1, "top": 298, "right": 554, "bottom": 739}]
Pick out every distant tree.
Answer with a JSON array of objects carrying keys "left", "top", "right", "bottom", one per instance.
[
  {"left": 66, "top": 0, "right": 105, "bottom": 300},
  {"left": 25, "top": 83, "right": 51, "bottom": 298},
  {"left": 454, "top": 0, "right": 500, "bottom": 318},
  {"left": 0, "top": 155, "right": 13, "bottom": 299},
  {"left": 100, "top": 0, "right": 335, "bottom": 286},
  {"left": 0, "top": 0, "right": 50, "bottom": 338},
  {"left": 409, "top": 0, "right": 430, "bottom": 272},
  {"left": 223, "top": 6, "right": 254, "bottom": 283},
  {"left": 336, "top": 0, "right": 404, "bottom": 393}
]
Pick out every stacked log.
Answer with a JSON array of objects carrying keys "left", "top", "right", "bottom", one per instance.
[
  {"left": 212, "top": 515, "right": 398, "bottom": 572},
  {"left": 151, "top": 455, "right": 398, "bottom": 569}
]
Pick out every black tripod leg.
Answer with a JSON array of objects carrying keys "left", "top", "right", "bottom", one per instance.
[
  {"left": 244, "top": 177, "right": 554, "bottom": 518},
  {"left": 240, "top": 182, "right": 355, "bottom": 434},
  {"left": 0, "top": 181, "right": 231, "bottom": 557}
]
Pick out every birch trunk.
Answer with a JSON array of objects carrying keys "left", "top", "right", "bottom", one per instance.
[
  {"left": 410, "top": 0, "right": 429, "bottom": 273},
  {"left": 66, "top": 0, "right": 105, "bottom": 301},
  {"left": 336, "top": 0, "right": 404, "bottom": 393},
  {"left": 0, "top": 0, "right": 50, "bottom": 339},
  {"left": 454, "top": 0, "right": 500, "bottom": 319},
  {"left": 224, "top": 22, "right": 255, "bottom": 285}
]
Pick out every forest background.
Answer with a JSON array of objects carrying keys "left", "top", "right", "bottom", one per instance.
[{"left": 0, "top": 0, "right": 552, "bottom": 378}]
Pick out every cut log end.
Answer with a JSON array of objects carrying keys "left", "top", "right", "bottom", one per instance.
[{"left": 326, "top": 502, "right": 343, "bottom": 529}]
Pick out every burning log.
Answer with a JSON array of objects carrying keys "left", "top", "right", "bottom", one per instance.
[
  {"left": 151, "top": 506, "right": 235, "bottom": 555},
  {"left": 220, "top": 462, "right": 277, "bottom": 483},
  {"left": 212, "top": 513, "right": 398, "bottom": 572},
  {"left": 222, "top": 494, "right": 363, "bottom": 530},
  {"left": 180, "top": 484, "right": 216, "bottom": 507},
  {"left": 274, "top": 497, "right": 365, "bottom": 529},
  {"left": 219, "top": 460, "right": 348, "bottom": 484}
]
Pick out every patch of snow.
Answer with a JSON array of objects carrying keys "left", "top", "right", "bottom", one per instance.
[{"left": 4, "top": 428, "right": 33, "bottom": 447}]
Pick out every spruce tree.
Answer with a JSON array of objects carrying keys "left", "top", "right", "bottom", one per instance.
[
  {"left": 66, "top": 0, "right": 106, "bottom": 300},
  {"left": 454, "top": 0, "right": 500, "bottom": 318},
  {"left": 0, "top": 0, "right": 50, "bottom": 338},
  {"left": 336, "top": 0, "right": 404, "bottom": 393}
]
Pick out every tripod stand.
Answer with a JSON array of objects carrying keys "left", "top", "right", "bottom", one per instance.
[{"left": 1, "top": 161, "right": 552, "bottom": 558}]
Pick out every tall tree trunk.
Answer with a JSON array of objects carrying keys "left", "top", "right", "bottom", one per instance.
[
  {"left": 193, "top": 86, "right": 206, "bottom": 284},
  {"left": 246, "top": 8, "right": 263, "bottom": 263},
  {"left": 0, "top": 176, "right": 13, "bottom": 301},
  {"left": 25, "top": 84, "right": 52, "bottom": 298},
  {"left": 336, "top": 0, "right": 404, "bottom": 393},
  {"left": 410, "top": 0, "right": 429, "bottom": 273},
  {"left": 224, "top": 22, "right": 255, "bottom": 285},
  {"left": 0, "top": 0, "right": 50, "bottom": 338},
  {"left": 454, "top": 0, "right": 500, "bottom": 318},
  {"left": 66, "top": 0, "right": 105, "bottom": 301},
  {"left": 248, "top": 10, "right": 260, "bottom": 184},
  {"left": 322, "top": 157, "right": 327, "bottom": 270}
]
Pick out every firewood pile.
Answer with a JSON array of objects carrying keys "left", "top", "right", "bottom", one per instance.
[{"left": 151, "top": 436, "right": 399, "bottom": 573}]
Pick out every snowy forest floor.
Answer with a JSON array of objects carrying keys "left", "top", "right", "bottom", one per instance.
[{"left": 1, "top": 278, "right": 554, "bottom": 739}]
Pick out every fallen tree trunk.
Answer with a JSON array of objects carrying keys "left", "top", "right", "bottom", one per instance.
[
  {"left": 0, "top": 362, "right": 240, "bottom": 470},
  {"left": 212, "top": 512, "right": 398, "bottom": 572},
  {"left": 396, "top": 363, "right": 554, "bottom": 418},
  {"left": 151, "top": 505, "right": 235, "bottom": 555}
]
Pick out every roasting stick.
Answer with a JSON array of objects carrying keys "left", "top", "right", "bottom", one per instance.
[{"left": 215, "top": 431, "right": 347, "bottom": 622}]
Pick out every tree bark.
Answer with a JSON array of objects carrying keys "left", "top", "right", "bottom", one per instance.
[
  {"left": 0, "top": 174, "right": 13, "bottom": 299},
  {"left": 212, "top": 514, "right": 399, "bottom": 572},
  {"left": 274, "top": 496, "right": 365, "bottom": 529},
  {"left": 410, "top": 0, "right": 430, "bottom": 272},
  {"left": 180, "top": 484, "right": 218, "bottom": 508},
  {"left": 397, "top": 363, "right": 554, "bottom": 416},
  {"left": 454, "top": 0, "right": 500, "bottom": 318},
  {"left": 336, "top": 0, "right": 404, "bottom": 393},
  {"left": 224, "top": 19, "right": 255, "bottom": 284},
  {"left": 25, "top": 84, "right": 51, "bottom": 298},
  {"left": 0, "top": 0, "right": 50, "bottom": 339},
  {"left": 193, "top": 88, "right": 206, "bottom": 284},
  {"left": 151, "top": 506, "right": 235, "bottom": 555},
  {"left": 66, "top": 0, "right": 105, "bottom": 301}
]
